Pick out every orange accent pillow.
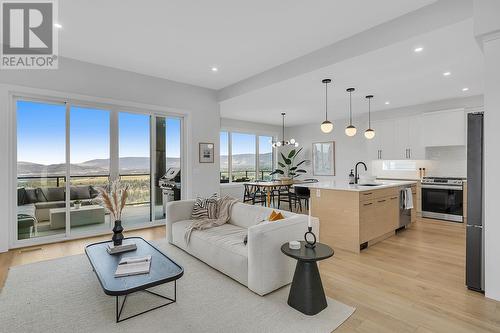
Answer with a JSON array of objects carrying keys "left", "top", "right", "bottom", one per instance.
[{"left": 268, "top": 210, "right": 285, "bottom": 222}]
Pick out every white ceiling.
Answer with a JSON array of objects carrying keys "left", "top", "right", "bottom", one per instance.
[
  {"left": 220, "top": 19, "right": 484, "bottom": 126},
  {"left": 58, "top": 0, "right": 436, "bottom": 89}
]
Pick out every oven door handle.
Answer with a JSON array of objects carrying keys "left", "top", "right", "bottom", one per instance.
[{"left": 421, "top": 184, "right": 463, "bottom": 190}]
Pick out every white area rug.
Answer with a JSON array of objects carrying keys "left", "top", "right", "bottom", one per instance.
[{"left": 0, "top": 240, "right": 355, "bottom": 333}]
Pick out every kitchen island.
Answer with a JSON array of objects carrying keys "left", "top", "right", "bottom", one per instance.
[{"left": 298, "top": 180, "right": 417, "bottom": 253}]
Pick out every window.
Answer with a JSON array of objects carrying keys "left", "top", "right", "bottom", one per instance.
[
  {"left": 231, "top": 133, "right": 256, "bottom": 182},
  {"left": 17, "top": 100, "right": 67, "bottom": 240},
  {"left": 220, "top": 132, "right": 229, "bottom": 183},
  {"left": 119, "top": 112, "right": 151, "bottom": 225},
  {"left": 220, "top": 131, "right": 275, "bottom": 183},
  {"left": 70, "top": 106, "right": 111, "bottom": 235},
  {"left": 259, "top": 136, "right": 273, "bottom": 180},
  {"left": 15, "top": 97, "right": 183, "bottom": 243}
]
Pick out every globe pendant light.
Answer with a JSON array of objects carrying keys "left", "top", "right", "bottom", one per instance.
[
  {"left": 345, "top": 88, "right": 357, "bottom": 137},
  {"left": 364, "top": 95, "right": 375, "bottom": 139},
  {"left": 272, "top": 112, "right": 299, "bottom": 148},
  {"left": 320, "top": 79, "right": 333, "bottom": 133}
]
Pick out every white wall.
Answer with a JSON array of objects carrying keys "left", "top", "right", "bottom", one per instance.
[
  {"left": 287, "top": 122, "right": 369, "bottom": 182},
  {"left": 0, "top": 57, "right": 220, "bottom": 252},
  {"left": 474, "top": 0, "right": 500, "bottom": 301},
  {"left": 221, "top": 117, "right": 281, "bottom": 136},
  {"left": 482, "top": 32, "right": 500, "bottom": 302}
]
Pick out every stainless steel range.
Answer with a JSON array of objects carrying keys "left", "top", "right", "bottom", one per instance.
[{"left": 421, "top": 177, "right": 464, "bottom": 222}]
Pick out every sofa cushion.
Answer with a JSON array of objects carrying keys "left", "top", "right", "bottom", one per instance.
[
  {"left": 172, "top": 220, "right": 248, "bottom": 286},
  {"left": 41, "top": 187, "right": 65, "bottom": 202},
  {"left": 18, "top": 203, "right": 36, "bottom": 217},
  {"left": 35, "top": 200, "right": 66, "bottom": 209},
  {"left": 70, "top": 186, "right": 91, "bottom": 200},
  {"left": 24, "top": 189, "right": 38, "bottom": 204}
]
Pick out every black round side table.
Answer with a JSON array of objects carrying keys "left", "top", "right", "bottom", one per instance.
[{"left": 281, "top": 241, "right": 334, "bottom": 316}]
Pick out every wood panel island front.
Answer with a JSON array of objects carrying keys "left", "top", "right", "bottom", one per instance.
[{"left": 298, "top": 181, "right": 417, "bottom": 253}]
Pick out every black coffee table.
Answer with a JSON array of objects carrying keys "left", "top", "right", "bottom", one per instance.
[
  {"left": 281, "top": 241, "right": 334, "bottom": 315},
  {"left": 85, "top": 237, "right": 183, "bottom": 322}
]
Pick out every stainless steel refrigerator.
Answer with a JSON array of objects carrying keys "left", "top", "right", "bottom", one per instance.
[{"left": 466, "top": 112, "right": 484, "bottom": 292}]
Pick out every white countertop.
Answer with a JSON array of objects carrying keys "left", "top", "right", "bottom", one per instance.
[{"left": 295, "top": 180, "right": 417, "bottom": 192}]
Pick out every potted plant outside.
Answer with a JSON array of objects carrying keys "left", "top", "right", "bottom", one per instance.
[{"left": 74, "top": 200, "right": 82, "bottom": 209}]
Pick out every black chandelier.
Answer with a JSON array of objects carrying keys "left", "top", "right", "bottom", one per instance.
[{"left": 272, "top": 112, "right": 298, "bottom": 148}]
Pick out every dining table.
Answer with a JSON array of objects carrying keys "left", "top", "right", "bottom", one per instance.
[{"left": 243, "top": 180, "right": 305, "bottom": 207}]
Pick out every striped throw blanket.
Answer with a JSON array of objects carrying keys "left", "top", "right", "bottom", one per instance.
[{"left": 185, "top": 195, "right": 238, "bottom": 244}]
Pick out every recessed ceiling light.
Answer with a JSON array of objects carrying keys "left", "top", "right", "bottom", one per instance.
[
  {"left": 414, "top": 47, "right": 423, "bottom": 53},
  {"left": 385, "top": 101, "right": 390, "bottom": 105},
  {"left": 462, "top": 87, "right": 469, "bottom": 92},
  {"left": 211, "top": 67, "right": 218, "bottom": 72},
  {"left": 443, "top": 71, "right": 451, "bottom": 76},
  {"left": 54, "top": 23, "right": 62, "bottom": 29}
]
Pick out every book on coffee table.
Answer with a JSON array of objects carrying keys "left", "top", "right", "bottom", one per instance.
[{"left": 114, "top": 255, "right": 152, "bottom": 277}]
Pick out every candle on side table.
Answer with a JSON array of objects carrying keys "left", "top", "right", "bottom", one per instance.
[{"left": 308, "top": 198, "right": 312, "bottom": 228}]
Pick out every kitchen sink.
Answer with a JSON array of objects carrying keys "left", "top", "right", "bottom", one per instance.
[{"left": 357, "top": 183, "right": 384, "bottom": 187}]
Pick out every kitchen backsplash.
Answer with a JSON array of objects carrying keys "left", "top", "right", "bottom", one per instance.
[
  {"left": 425, "top": 146, "right": 466, "bottom": 177},
  {"left": 371, "top": 146, "right": 466, "bottom": 179}
]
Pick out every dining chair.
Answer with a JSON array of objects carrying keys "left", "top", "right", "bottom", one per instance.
[
  {"left": 275, "top": 185, "right": 294, "bottom": 211},
  {"left": 291, "top": 179, "right": 318, "bottom": 212},
  {"left": 243, "top": 184, "right": 266, "bottom": 205}
]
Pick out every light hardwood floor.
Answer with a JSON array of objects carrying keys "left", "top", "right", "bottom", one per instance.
[{"left": 1, "top": 219, "right": 499, "bottom": 332}]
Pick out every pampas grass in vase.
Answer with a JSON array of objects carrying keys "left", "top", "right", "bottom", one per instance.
[{"left": 97, "top": 180, "right": 129, "bottom": 246}]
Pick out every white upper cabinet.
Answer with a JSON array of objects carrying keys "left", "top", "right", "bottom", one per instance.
[
  {"left": 421, "top": 109, "right": 466, "bottom": 147},
  {"left": 395, "top": 116, "right": 425, "bottom": 160},
  {"left": 367, "top": 119, "right": 396, "bottom": 160},
  {"left": 367, "top": 115, "right": 424, "bottom": 160}
]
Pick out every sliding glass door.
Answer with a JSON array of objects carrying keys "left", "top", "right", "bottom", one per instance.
[
  {"left": 70, "top": 106, "right": 111, "bottom": 235},
  {"left": 15, "top": 97, "right": 183, "bottom": 244},
  {"left": 118, "top": 112, "right": 151, "bottom": 227},
  {"left": 153, "top": 116, "right": 182, "bottom": 220},
  {"left": 16, "top": 100, "right": 68, "bottom": 240}
]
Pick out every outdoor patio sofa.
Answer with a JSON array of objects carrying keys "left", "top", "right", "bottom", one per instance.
[{"left": 18, "top": 185, "right": 100, "bottom": 222}]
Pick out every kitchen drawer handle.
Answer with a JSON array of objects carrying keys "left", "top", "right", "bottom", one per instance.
[
  {"left": 363, "top": 192, "right": 373, "bottom": 195},
  {"left": 390, "top": 196, "right": 398, "bottom": 200},
  {"left": 378, "top": 199, "right": 386, "bottom": 203},
  {"left": 363, "top": 203, "right": 373, "bottom": 206}
]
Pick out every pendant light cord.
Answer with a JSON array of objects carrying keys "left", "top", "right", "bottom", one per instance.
[
  {"left": 349, "top": 90, "right": 353, "bottom": 125},
  {"left": 325, "top": 81, "right": 328, "bottom": 120},
  {"left": 368, "top": 97, "right": 371, "bottom": 127},
  {"left": 282, "top": 113, "right": 285, "bottom": 143}
]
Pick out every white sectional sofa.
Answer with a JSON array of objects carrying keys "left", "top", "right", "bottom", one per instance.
[{"left": 166, "top": 200, "right": 320, "bottom": 296}]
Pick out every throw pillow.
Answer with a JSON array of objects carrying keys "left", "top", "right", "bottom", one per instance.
[
  {"left": 17, "top": 188, "right": 26, "bottom": 206},
  {"left": 191, "top": 194, "right": 218, "bottom": 220},
  {"left": 35, "top": 188, "right": 47, "bottom": 202},
  {"left": 24, "top": 189, "right": 38, "bottom": 204}
]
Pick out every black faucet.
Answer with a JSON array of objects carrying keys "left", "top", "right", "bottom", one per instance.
[{"left": 354, "top": 162, "right": 367, "bottom": 184}]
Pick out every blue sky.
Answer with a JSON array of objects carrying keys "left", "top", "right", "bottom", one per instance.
[{"left": 17, "top": 100, "right": 181, "bottom": 165}]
